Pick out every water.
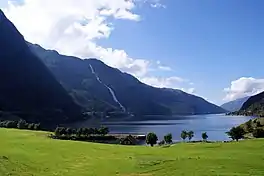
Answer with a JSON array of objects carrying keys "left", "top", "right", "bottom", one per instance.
[{"left": 105, "top": 114, "right": 253, "bottom": 141}]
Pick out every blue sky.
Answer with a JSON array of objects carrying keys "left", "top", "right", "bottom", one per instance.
[{"left": 1, "top": 0, "right": 264, "bottom": 105}]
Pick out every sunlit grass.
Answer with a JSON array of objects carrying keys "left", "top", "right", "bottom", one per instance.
[{"left": 0, "top": 128, "right": 264, "bottom": 176}]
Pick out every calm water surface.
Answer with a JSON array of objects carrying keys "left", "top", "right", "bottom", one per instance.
[{"left": 105, "top": 114, "right": 253, "bottom": 141}]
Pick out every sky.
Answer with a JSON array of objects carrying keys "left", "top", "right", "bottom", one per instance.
[{"left": 1, "top": 0, "right": 264, "bottom": 105}]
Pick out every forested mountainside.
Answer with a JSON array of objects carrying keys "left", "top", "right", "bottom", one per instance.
[{"left": 29, "top": 44, "right": 226, "bottom": 116}]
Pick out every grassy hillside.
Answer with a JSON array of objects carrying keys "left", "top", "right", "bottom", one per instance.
[{"left": 1, "top": 129, "right": 264, "bottom": 176}]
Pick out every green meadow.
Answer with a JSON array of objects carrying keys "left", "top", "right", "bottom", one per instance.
[{"left": 0, "top": 128, "right": 264, "bottom": 176}]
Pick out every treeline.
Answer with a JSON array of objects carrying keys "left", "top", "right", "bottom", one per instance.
[
  {"left": 226, "top": 111, "right": 263, "bottom": 117},
  {"left": 0, "top": 119, "right": 41, "bottom": 130},
  {"left": 50, "top": 126, "right": 114, "bottom": 142},
  {"left": 146, "top": 130, "right": 208, "bottom": 147}
]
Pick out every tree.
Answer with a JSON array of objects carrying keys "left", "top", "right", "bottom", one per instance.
[
  {"left": 28, "top": 123, "right": 35, "bottom": 130},
  {"left": 99, "top": 126, "right": 109, "bottom": 136},
  {"left": 55, "top": 127, "right": 62, "bottom": 137},
  {"left": 181, "top": 130, "right": 188, "bottom": 141},
  {"left": 76, "top": 128, "right": 83, "bottom": 137},
  {"left": 65, "top": 128, "right": 73, "bottom": 136},
  {"left": 34, "top": 123, "right": 41, "bottom": 131},
  {"left": 187, "top": 131, "right": 194, "bottom": 141},
  {"left": 93, "top": 128, "right": 99, "bottom": 135},
  {"left": 226, "top": 126, "right": 245, "bottom": 141},
  {"left": 60, "top": 127, "right": 67, "bottom": 136},
  {"left": 252, "top": 128, "right": 264, "bottom": 138},
  {"left": 245, "top": 119, "right": 253, "bottom": 133},
  {"left": 17, "top": 119, "right": 28, "bottom": 129},
  {"left": 146, "top": 132, "right": 158, "bottom": 147},
  {"left": 164, "top": 133, "right": 172, "bottom": 144},
  {"left": 202, "top": 132, "right": 208, "bottom": 142},
  {"left": 5, "top": 121, "right": 17, "bottom": 128}
]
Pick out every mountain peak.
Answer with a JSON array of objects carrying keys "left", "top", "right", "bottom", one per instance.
[{"left": 0, "top": 9, "right": 6, "bottom": 22}]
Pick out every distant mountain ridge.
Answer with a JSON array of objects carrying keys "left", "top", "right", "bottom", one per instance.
[
  {"left": 0, "top": 10, "right": 82, "bottom": 125},
  {"left": 28, "top": 43, "right": 227, "bottom": 117},
  {"left": 221, "top": 97, "right": 249, "bottom": 112}
]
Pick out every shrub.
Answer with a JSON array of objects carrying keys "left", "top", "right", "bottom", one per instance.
[
  {"left": 146, "top": 132, "right": 158, "bottom": 147},
  {"left": 164, "top": 133, "right": 172, "bottom": 144},
  {"left": 252, "top": 128, "right": 264, "bottom": 138},
  {"left": 158, "top": 140, "right": 165, "bottom": 145}
]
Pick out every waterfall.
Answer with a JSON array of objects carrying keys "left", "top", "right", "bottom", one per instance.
[{"left": 89, "top": 64, "right": 126, "bottom": 112}]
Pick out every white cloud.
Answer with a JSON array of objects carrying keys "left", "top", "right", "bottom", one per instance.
[
  {"left": 150, "top": 3, "right": 166, "bottom": 8},
  {"left": 140, "top": 76, "right": 195, "bottom": 94},
  {"left": 3, "top": 0, "right": 163, "bottom": 77},
  {"left": 3, "top": 0, "right": 197, "bottom": 95},
  {"left": 158, "top": 66, "right": 172, "bottom": 71},
  {"left": 223, "top": 77, "right": 264, "bottom": 101}
]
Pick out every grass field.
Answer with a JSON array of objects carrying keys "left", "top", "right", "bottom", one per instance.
[{"left": 0, "top": 129, "right": 264, "bottom": 176}]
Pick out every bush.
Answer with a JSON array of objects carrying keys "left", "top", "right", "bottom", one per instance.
[
  {"left": 252, "top": 128, "right": 264, "bottom": 138},
  {"left": 158, "top": 140, "right": 165, "bottom": 146},
  {"left": 164, "top": 133, "right": 172, "bottom": 144},
  {"left": 146, "top": 132, "right": 158, "bottom": 147}
]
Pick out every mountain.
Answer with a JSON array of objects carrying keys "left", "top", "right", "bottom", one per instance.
[
  {"left": 28, "top": 43, "right": 226, "bottom": 116},
  {"left": 221, "top": 96, "right": 249, "bottom": 112},
  {"left": 0, "top": 10, "right": 82, "bottom": 125},
  {"left": 240, "top": 92, "right": 264, "bottom": 116}
]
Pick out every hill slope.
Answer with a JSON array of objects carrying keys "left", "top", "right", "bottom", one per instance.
[
  {"left": 29, "top": 44, "right": 226, "bottom": 116},
  {"left": 240, "top": 92, "right": 264, "bottom": 116},
  {"left": 221, "top": 96, "right": 249, "bottom": 112},
  {"left": 1, "top": 128, "right": 264, "bottom": 176},
  {"left": 0, "top": 10, "right": 82, "bottom": 125}
]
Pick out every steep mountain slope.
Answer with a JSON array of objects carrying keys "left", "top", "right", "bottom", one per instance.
[
  {"left": 221, "top": 96, "right": 249, "bottom": 112},
  {"left": 0, "top": 10, "right": 82, "bottom": 125},
  {"left": 29, "top": 43, "right": 226, "bottom": 116},
  {"left": 240, "top": 92, "right": 264, "bottom": 116}
]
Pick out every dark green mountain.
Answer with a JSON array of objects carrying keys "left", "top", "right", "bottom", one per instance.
[
  {"left": 240, "top": 92, "right": 264, "bottom": 116},
  {"left": 29, "top": 44, "right": 226, "bottom": 117},
  {"left": 0, "top": 10, "right": 82, "bottom": 125}
]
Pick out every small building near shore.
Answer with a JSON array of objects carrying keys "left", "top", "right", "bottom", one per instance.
[{"left": 120, "top": 135, "right": 137, "bottom": 145}]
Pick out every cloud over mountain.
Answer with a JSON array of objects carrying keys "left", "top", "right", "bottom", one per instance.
[
  {"left": 224, "top": 77, "right": 264, "bottom": 101},
  {"left": 3, "top": 0, "right": 195, "bottom": 92}
]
